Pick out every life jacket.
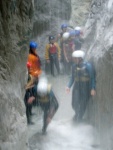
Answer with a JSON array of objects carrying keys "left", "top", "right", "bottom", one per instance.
[
  {"left": 27, "top": 54, "right": 42, "bottom": 77},
  {"left": 74, "top": 62, "right": 90, "bottom": 82},
  {"left": 49, "top": 44, "right": 57, "bottom": 54},
  {"left": 38, "top": 84, "right": 52, "bottom": 103}
]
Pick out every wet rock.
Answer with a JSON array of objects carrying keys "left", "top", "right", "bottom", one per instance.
[
  {"left": 69, "top": 0, "right": 91, "bottom": 27},
  {"left": 33, "top": 0, "right": 71, "bottom": 37},
  {"left": 83, "top": 0, "right": 113, "bottom": 149},
  {"left": 32, "top": 0, "right": 72, "bottom": 59},
  {"left": 0, "top": 0, "right": 33, "bottom": 150}
]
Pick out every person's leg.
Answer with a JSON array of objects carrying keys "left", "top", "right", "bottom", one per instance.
[
  {"left": 47, "top": 97, "right": 59, "bottom": 122},
  {"left": 54, "top": 55, "right": 60, "bottom": 74},
  {"left": 26, "top": 104, "right": 34, "bottom": 124},
  {"left": 42, "top": 110, "right": 48, "bottom": 133},
  {"left": 78, "top": 83, "right": 90, "bottom": 120},
  {"left": 42, "top": 103, "right": 50, "bottom": 134},
  {"left": 50, "top": 56, "right": 54, "bottom": 76},
  {"left": 45, "top": 61, "right": 50, "bottom": 74},
  {"left": 24, "top": 90, "right": 31, "bottom": 124},
  {"left": 72, "top": 88, "right": 81, "bottom": 121}
]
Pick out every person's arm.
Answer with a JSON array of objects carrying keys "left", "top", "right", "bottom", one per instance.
[
  {"left": 72, "top": 43, "right": 75, "bottom": 52},
  {"left": 27, "top": 88, "right": 35, "bottom": 104},
  {"left": 86, "top": 63, "right": 96, "bottom": 96},
  {"left": 63, "top": 43, "right": 68, "bottom": 62},
  {"left": 66, "top": 65, "right": 75, "bottom": 93},
  {"left": 67, "top": 69, "right": 74, "bottom": 88},
  {"left": 55, "top": 34, "right": 61, "bottom": 42},
  {"left": 45, "top": 44, "right": 50, "bottom": 62},
  {"left": 56, "top": 43, "right": 61, "bottom": 60}
]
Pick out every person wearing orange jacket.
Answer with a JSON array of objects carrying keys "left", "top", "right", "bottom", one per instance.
[
  {"left": 26, "top": 41, "right": 42, "bottom": 90},
  {"left": 24, "top": 41, "right": 42, "bottom": 124}
]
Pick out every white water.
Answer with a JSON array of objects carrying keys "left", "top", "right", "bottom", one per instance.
[{"left": 28, "top": 75, "right": 100, "bottom": 150}]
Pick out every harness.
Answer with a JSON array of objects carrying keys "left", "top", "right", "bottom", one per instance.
[
  {"left": 38, "top": 84, "right": 52, "bottom": 103},
  {"left": 74, "top": 63, "right": 90, "bottom": 82}
]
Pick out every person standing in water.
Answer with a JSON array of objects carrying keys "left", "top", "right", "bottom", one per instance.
[{"left": 66, "top": 50, "right": 96, "bottom": 121}]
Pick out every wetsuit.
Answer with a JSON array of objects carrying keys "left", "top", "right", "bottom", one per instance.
[
  {"left": 38, "top": 85, "right": 59, "bottom": 133},
  {"left": 24, "top": 86, "right": 36, "bottom": 124},
  {"left": 67, "top": 61, "right": 96, "bottom": 120}
]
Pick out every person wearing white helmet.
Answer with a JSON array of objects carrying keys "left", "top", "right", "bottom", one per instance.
[
  {"left": 72, "top": 26, "right": 84, "bottom": 51},
  {"left": 55, "top": 24, "right": 68, "bottom": 70},
  {"left": 66, "top": 50, "right": 96, "bottom": 121},
  {"left": 62, "top": 32, "right": 74, "bottom": 74},
  {"left": 74, "top": 26, "right": 81, "bottom": 31},
  {"left": 62, "top": 32, "right": 70, "bottom": 41},
  {"left": 37, "top": 76, "right": 59, "bottom": 134}
]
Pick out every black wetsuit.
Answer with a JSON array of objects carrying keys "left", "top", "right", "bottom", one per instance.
[{"left": 38, "top": 89, "right": 59, "bottom": 133}]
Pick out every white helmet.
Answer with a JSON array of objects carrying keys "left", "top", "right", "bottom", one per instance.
[
  {"left": 72, "top": 50, "right": 85, "bottom": 58},
  {"left": 37, "top": 77, "right": 48, "bottom": 96},
  {"left": 74, "top": 26, "right": 81, "bottom": 31},
  {"left": 62, "top": 32, "right": 70, "bottom": 40}
]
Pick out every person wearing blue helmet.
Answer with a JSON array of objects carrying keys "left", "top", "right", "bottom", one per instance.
[
  {"left": 24, "top": 41, "right": 42, "bottom": 125},
  {"left": 29, "top": 41, "right": 37, "bottom": 49},
  {"left": 26, "top": 41, "right": 42, "bottom": 84},
  {"left": 61, "top": 24, "right": 68, "bottom": 31},
  {"left": 56, "top": 24, "right": 68, "bottom": 42},
  {"left": 73, "top": 26, "right": 84, "bottom": 51}
]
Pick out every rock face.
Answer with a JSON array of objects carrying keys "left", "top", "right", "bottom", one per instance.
[
  {"left": 69, "top": 0, "right": 91, "bottom": 27},
  {"left": 0, "top": 0, "right": 33, "bottom": 150},
  {"left": 32, "top": 0, "right": 71, "bottom": 59},
  {"left": 2, "top": 0, "right": 113, "bottom": 149},
  {"left": 32, "top": 0, "right": 91, "bottom": 59},
  {"left": 83, "top": 0, "right": 113, "bottom": 149},
  {"left": 33, "top": 0, "right": 71, "bottom": 37}
]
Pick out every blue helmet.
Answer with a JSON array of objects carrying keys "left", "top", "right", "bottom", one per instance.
[
  {"left": 69, "top": 30, "right": 75, "bottom": 36},
  {"left": 75, "top": 30, "right": 80, "bottom": 36},
  {"left": 29, "top": 41, "right": 38, "bottom": 49},
  {"left": 61, "top": 24, "right": 68, "bottom": 29}
]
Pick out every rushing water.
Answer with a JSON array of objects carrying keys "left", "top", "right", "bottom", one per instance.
[{"left": 28, "top": 75, "right": 100, "bottom": 150}]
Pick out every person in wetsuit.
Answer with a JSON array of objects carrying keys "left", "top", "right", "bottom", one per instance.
[
  {"left": 37, "top": 76, "right": 59, "bottom": 134},
  {"left": 66, "top": 50, "right": 96, "bottom": 121}
]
